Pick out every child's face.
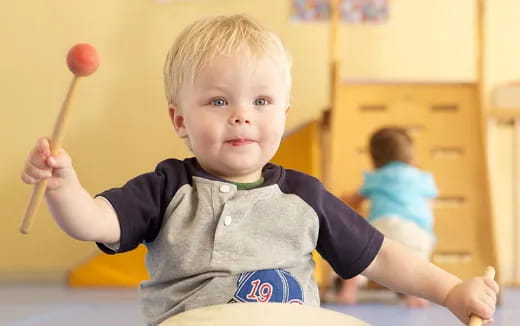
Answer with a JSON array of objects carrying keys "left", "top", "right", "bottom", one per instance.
[{"left": 170, "top": 50, "right": 290, "bottom": 183}]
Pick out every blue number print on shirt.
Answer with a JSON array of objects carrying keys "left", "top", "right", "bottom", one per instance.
[{"left": 233, "top": 269, "right": 304, "bottom": 304}]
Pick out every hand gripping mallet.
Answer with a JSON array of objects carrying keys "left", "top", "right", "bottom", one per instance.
[
  {"left": 468, "top": 266, "right": 496, "bottom": 326},
  {"left": 19, "top": 43, "right": 100, "bottom": 234}
]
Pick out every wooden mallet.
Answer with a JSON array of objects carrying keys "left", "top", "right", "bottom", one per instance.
[
  {"left": 468, "top": 266, "right": 496, "bottom": 326},
  {"left": 19, "top": 43, "right": 100, "bottom": 234}
]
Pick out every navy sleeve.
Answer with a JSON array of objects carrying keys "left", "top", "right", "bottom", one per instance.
[
  {"left": 96, "top": 159, "right": 190, "bottom": 254},
  {"left": 280, "top": 169, "right": 384, "bottom": 279}
]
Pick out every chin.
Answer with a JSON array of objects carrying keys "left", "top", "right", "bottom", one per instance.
[{"left": 222, "top": 162, "right": 263, "bottom": 178}]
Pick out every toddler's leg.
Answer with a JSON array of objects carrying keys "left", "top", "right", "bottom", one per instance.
[
  {"left": 337, "top": 275, "right": 361, "bottom": 304},
  {"left": 371, "top": 217, "right": 434, "bottom": 308}
]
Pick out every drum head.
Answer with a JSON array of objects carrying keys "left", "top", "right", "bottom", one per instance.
[{"left": 160, "top": 303, "right": 370, "bottom": 326}]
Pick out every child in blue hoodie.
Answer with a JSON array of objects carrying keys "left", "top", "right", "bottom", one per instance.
[{"left": 339, "top": 127, "right": 437, "bottom": 308}]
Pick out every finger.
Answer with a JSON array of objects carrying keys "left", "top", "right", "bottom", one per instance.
[
  {"left": 21, "top": 169, "right": 51, "bottom": 184},
  {"left": 474, "top": 300, "right": 494, "bottom": 320},
  {"left": 484, "top": 279, "right": 500, "bottom": 294},
  {"left": 20, "top": 171, "right": 39, "bottom": 184},
  {"left": 484, "top": 287, "right": 497, "bottom": 304},
  {"left": 23, "top": 161, "right": 52, "bottom": 180},
  {"left": 482, "top": 317, "right": 494, "bottom": 325},
  {"left": 29, "top": 139, "right": 51, "bottom": 169},
  {"left": 481, "top": 293, "right": 496, "bottom": 314},
  {"left": 47, "top": 149, "right": 71, "bottom": 169},
  {"left": 36, "top": 137, "right": 51, "bottom": 158}
]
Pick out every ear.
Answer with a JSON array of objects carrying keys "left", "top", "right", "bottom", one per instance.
[
  {"left": 169, "top": 106, "right": 188, "bottom": 138},
  {"left": 284, "top": 106, "right": 290, "bottom": 116}
]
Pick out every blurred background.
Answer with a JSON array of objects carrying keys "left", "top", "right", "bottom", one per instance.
[{"left": 1, "top": 0, "right": 519, "bottom": 324}]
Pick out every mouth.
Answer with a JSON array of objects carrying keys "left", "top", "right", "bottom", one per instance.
[{"left": 226, "top": 138, "right": 256, "bottom": 146}]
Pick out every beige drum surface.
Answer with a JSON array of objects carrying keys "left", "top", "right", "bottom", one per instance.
[{"left": 160, "top": 303, "right": 370, "bottom": 326}]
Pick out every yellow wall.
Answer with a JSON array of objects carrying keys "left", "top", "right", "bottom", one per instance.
[
  {"left": 1, "top": 0, "right": 516, "bottom": 281},
  {"left": 486, "top": 0, "right": 520, "bottom": 99},
  {"left": 337, "top": 0, "right": 476, "bottom": 81}
]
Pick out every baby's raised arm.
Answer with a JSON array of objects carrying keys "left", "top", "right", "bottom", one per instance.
[
  {"left": 21, "top": 137, "right": 120, "bottom": 244},
  {"left": 362, "top": 238, "right": 499, "bottom": 325}
]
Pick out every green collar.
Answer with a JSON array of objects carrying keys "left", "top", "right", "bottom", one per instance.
[{"left": 233, "top": 177, "right": 264, "bottom": 190}]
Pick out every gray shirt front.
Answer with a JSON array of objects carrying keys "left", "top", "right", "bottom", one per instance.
[{"left": 98, "top": 158, "right": 383, "bottom": 325}]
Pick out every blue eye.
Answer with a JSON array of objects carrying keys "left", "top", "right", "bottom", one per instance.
[
  {"left": 211, "top": 98, "right": 227, "bottom": 106},
  {"left": 254, "top": 98, "right": 268, "bottom": 106}
]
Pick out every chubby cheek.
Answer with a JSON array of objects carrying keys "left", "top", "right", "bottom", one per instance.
[
  {"left": 190, "top": 128, "right": 219, "bottom": 153},
  {"left": 261, "top": 117, "right": 285, "bottom": 151},
  {"left": 272, "top": 111, "right": 287, "bottom": 136},
  {"left": 184, "top": 118, "right": 218, "bottom": 151}
]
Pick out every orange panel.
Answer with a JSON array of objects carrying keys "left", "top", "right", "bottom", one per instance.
[{"left": 68, "top": 246, "right": 148, "bottom": 287}]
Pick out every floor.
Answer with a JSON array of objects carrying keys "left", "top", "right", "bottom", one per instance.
[
  {"left": 0, "top": 285, "right": 518, "bottom": 326},
  {"left": 322, "top": 288, "right": 520, "bottom": 325}
]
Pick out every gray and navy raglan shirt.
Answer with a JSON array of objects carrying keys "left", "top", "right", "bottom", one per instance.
[{"left": 97, "top": 158, "right": 384, "bottom": 325}]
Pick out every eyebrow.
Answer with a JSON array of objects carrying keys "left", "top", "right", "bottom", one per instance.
[
  {"left": 254, "top": 83, "right": 276, "bottom": 90},
  {"left": 205, "top": 85, "right": 230, "bottom": 92},
  {"left": 203, "top": 84, "right": 276, "bottom": 93}
]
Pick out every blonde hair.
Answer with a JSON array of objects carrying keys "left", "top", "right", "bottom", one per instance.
[{"left": 164, "top": 14, "right": 292, "bottom": 107}]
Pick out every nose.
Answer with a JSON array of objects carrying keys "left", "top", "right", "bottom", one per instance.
[{"left": 229, "top": 107, "right": 251, "bottom": 125}]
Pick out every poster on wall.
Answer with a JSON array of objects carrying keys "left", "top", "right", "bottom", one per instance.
[{"left": 290, "top": 0, "right": 388, "bottom": 23}]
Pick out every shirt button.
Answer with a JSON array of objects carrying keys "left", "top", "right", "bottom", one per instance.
[
  {"left": 220, "top": 185, "right": 231, "bottom": 193},
  {"left": 223, "top": 216, "right": 232, "bottom": 226}
]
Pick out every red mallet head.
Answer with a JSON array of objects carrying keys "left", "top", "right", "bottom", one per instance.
[{"left": 66, "top": 43, "right": 100, "bottom": 77}]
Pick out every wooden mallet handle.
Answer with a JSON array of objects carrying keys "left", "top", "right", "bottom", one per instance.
[
  {"left": 468, "top": 266, "right": 496, "bottom": 326},
  {"left": 19, "top": 77, "right": 79, "bottom": 234},
  {"left": 19, "top": 43, "right": 99, "bottom": 234}
]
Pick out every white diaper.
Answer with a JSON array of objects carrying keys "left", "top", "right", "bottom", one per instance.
[{"left": 371, "top": 215, "right": 435, "bottom": 260}]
